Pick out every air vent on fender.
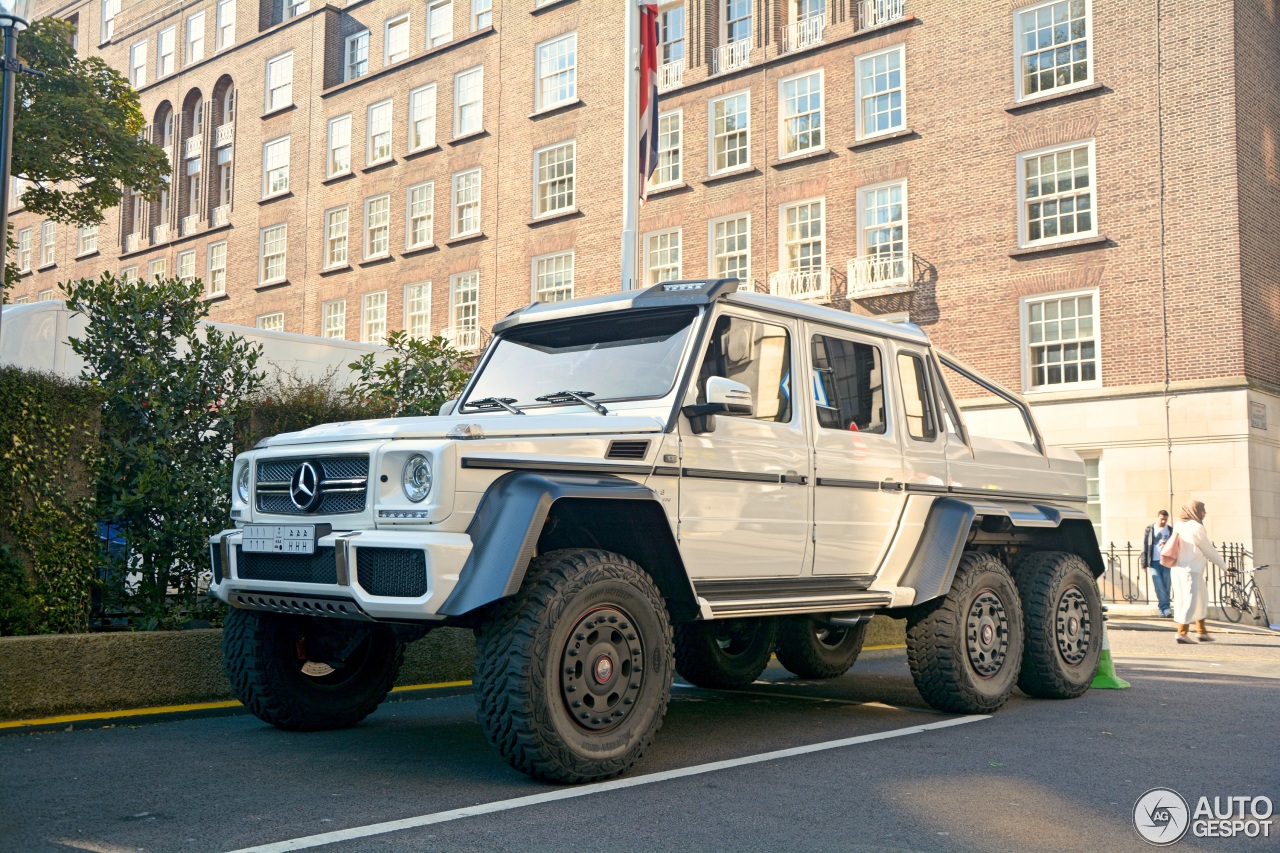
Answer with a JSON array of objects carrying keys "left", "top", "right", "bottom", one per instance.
[{"left": 606, "top": 440, "right": 651, "bottom": 461}]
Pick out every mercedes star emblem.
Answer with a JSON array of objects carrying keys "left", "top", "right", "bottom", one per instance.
[{"left": 289, "top": 461, "right": 321, "bottom": 511}]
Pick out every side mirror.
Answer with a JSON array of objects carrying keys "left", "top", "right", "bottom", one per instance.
[
  {"left": 439, "top": 398, "right": 458, "bottom": 416},
  {"left": 682, "top": 377, "right": 754, "bottom": 434}
]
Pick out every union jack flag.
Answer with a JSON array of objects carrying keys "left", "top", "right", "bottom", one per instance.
[{"left": 638, "top": 1, "right": 660, "bottom": 203}]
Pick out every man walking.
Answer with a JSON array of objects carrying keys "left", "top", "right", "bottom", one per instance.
[{"left": 1142, "top": 510, "right": 1174, "bottom": 617}]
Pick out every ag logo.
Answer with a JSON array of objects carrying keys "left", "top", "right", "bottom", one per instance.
[{"left": 1134, "top": 788, "right": 1190, "bottom": 845}]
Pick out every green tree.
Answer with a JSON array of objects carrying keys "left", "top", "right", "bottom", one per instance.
[
  {"left": 347, "top": 330, "right": 472, "bottom": 418},
  {"left": 65, "top": 274, "right": 264, "bottom": 628}
]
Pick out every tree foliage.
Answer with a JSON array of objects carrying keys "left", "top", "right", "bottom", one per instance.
[{"left": 347, "top": 330, "right": 471, "bottom": 417}]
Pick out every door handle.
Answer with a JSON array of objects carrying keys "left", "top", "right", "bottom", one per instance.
[{"left": 781, "top": 471, "right": 809, "bottom": 485}]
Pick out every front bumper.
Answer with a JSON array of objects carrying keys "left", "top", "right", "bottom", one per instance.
[{"left": 208, "top": 528, "right": 472, "bottom": 622}]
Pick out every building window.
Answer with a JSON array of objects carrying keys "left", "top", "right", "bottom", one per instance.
[
  {"left": 723, "top": 0, "right": 751, "bottom": 44},
  {"left": 406, "top": 182, "right": 434, "bottom": 249},
  {"left": 1024, "top": 290, "right": 1099, "bottom": 389},
  {"left": 362, "top": 291, "right": 387, "bottom": 344},
  {"left": 781, "top": 199, "right": 824, "bottom": 273},
  {"left": 364, "top": 194, "right": 391, "bottom": 259},
  {"left": 858, "top": 180, "right": 907, "bottom": 283},
  {"left": 710, "top": 214, "right": 750, "bottom": 285},
  {"left": 265, "top": 52, "right": 293, "bottom": 112},
  {"left": 216, "top": 0, "right": 236, "bottom": 50},
  {"left": 322, "top": 300, "right": 346, "bottom": 339},
  {"left": 147, "top": 258, "right": 166, "bottom": 281},
  {"left": 1082, "top": 455, "right": 1102, "bottom": 539},
  {"left": 659, "top": 3, "right": 685, "bottom": 65},
  {"left": 856, "top": 44, "right": 904, "bottom": 139},
  {"left": 367, "top": 100, "right": 393, "bottom": 164},
  {"left": 779, "top": 69, "right": 822, "bottom": 157},
  {"left": 536, "top": 32, "right": 577, "bottom": 112},
  {"left": 710, "top": 91, "right": 749, "bottom": 174},
  {"left": 120, "top": 266, "right": 138, "bottom": 282},
  {"left": 409, "top": 84, "right": 436, "bottom": 151},
  {"left": 454, "top": 66, "right": 483, "bottom": 137},
  {"left": 77, "top": 224, "right": 98, "bottom": 256},
  {"left": 472, "top": 0, "right": 491, "bottom": 30},
  {"left": 177, "top": 249, "right": 195, "bottom": 283},
  {"left": 327, "top": 114, "right": 351, "bottom": 176},
  {"left": 40, "top": 221, "right": 56, "bottom": 267},
  {"left": 16, "top": 227, "right": 30, "bottom": 271},
  {"left": 534, "top": 252, "right": 574, "bottom": 302},
  {"left": 345, "top": 30, "right": 369, "bottom": 80},
  {"left": 260, "top": 224, "right": 287, "bottom": 283},
  {"left": 1015, "top": 0, "right": 1090, "bottom": 101},
  {"left": 427, "top": 0, "right": 453, "bottom": 47},
  {"left": 129, "top": 41, "right": 147, "bottom": 87},
  {"left": 186, "top": 13, "right": 205, "bottom": 64},
  {"left": 325, "top": 206, "right": 348, "bottom": 268},
  {"left": 102, "top": 0, "right": 120, "bottom": 42},
  {"left": 405, "top": 283, "right": 431, "bottom": 338},
  {"left": 262, "top": 136, "right": 290, "bottom": 197},
  {"left": 37, "top": 289, "right": 55, "bottom": 302},
  {"left": 534, "top": 141, "right": 575, "bottom": 217},
  {"left": 285, "top": 0, "right": 309, "bottom": 20},
  {"left": 385, "top": 15, "right": 410, "bottom": 65},
  {"left": 207, "top": 240, "right": 227, "bottom": 295},
  {"left": 157, "top": 27, "right": 175, "bottom": 78},
  {"left": 1018, "top": 140, "right": 1095, "bottom": 246},
  {"left": 257, "top": 312, "right": 284, "bottom": 332},
  {"left": 651, "top": 111, "right": 681, "bottom": 188},
  {"left": 645, "top": 229, "right": 681, "bottom": 285},
  {"left": 450, "top": 271, "right": 479, "bottom": 335},
  {"left": 452, "top": 168, "right": 481, "bottom": 237}
]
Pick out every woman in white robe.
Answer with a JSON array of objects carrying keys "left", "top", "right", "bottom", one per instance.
[{"left": 1170, "top": 500, "right": 1226, "bottom": 643}]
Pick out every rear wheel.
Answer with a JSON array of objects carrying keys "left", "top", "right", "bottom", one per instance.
[
  {"left": 1014, "top": 551, "right": 1103, "bottom": 699},
  {"left": 775, "top": 617, "right": 868, "bottom": 679},
  {"left": 1220, "top": 583, "right": 1244, "bottom": 623},
  {"left": 1249, "top": 586, "right": 1269, "bottom": 627},
  {"left": 674, "top": 618, "right": 776, "bottom": 689}
]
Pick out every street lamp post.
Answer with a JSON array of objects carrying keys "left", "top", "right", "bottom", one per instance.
[{"left": 0, "top": 0, "right": 32, "bottom": 344}]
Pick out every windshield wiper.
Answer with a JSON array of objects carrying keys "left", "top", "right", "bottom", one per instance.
[
  {"left": 469, "top": 397, "right": 526, "bottom": 415},
  {"left": 535, "top": 390, "right": 609, "bottom": 415}
]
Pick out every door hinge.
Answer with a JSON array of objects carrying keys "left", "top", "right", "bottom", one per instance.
[
  {"left": 811, "top": 524, "right": 817, "bottom": 543},
  {"left": 676, "top": 520, "right": 682, "bottom": 542}
]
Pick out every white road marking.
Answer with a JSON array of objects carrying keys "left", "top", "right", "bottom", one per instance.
[{"left": 225, "top": 715, "right": 987, "bottom": 853}]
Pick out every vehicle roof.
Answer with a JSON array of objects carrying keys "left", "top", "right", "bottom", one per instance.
[{"left": 491, "top": 279, "right": 932, "bottom": 346}]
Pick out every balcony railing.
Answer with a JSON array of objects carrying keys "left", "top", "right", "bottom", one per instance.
[
  {"left": 183, "top": 134, "right": 203, "bottom": 159},
  {"left": 769, "top": 267, "right": 829, "bottom": 302},
  {"left": 214, "top": 122, "right": 234, "bottom": 148},
  {"left": 180, "top": 215, "right": 201, "bottom": 237},
  {"left": 123, "top": 232, "right": 143, "bottom": 254},
  {"left": 782, "top": 14, "right": 826, "bottom": 53},
  {"left": 859, "top": 0, "right": 906, "bottom": 29},
  {"left": 211, "top": 205, "right": 231, "bottom": 228},
  {"left": 152, "top": 223, "right": 171, "bottom": 244},
  {"left": 658, "top": 58, "right": 685, "bottom": 93},
  {"left": 443, "top": 325, "right": 480, "bottom": 352},
  {"left": 847, "top": 253, "right": 913, "bottom": 298},
  {"left": 712, "top": 39, "right": 752, "bottom": 75}
]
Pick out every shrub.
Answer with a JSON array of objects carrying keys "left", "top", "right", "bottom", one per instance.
[
  {"left": 235, "top": 368, "right": 393, "bottom": 455},
  {"left": 346, "top": 330, "right": 471, "bottom": 418}
]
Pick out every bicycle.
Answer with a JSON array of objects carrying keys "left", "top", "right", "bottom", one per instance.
[{"left": 1219, "top": 564, "right": 1270, "bottom": 626}]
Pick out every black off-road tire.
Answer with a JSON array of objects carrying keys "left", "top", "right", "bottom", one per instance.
[
  {"left": 473, "top": 548, "right": 674, "bottom": 784},
  {"left": 1014, "top": 551, "right": 1103, "bottom": 699},
  {"left": 674, "top": 618, "right": 777, "bottom": 688},
  {"left": 223, "top": 607, "right": 404, "bottom": 731},
  {"left": 906, "top": 551, "right": 1024, "bottom": 713},
  {"left": 775, "top": 617, "right": 868, "bottom": 679}
]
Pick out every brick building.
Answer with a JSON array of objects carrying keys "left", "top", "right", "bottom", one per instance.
[{"left": 7, "top": 0, "right": 1280, "bottom": 601}]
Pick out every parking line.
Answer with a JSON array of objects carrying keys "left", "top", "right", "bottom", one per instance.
[{"left": 224, "top": 714, "right": 988, "bottom": 853}]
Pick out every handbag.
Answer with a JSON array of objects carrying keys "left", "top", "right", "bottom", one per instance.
[{"left": 1159, "top": 530, "right": 1182, "bottom": 568}]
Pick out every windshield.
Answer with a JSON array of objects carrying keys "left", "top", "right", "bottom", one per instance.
[{"left": 462, "top": 307, "right": 699, "bottom": 411}]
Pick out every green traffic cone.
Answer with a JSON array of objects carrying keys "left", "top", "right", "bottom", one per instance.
[{"left": 1091, "top": 619, "right": 1130, "bottom": 689}]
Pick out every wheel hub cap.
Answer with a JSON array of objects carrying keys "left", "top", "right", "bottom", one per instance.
[
  {"left": 560, "top": 606, "right": 643, "bottom": 732},
  {"left": 966, "top": 589, "right": 1010, "bottom": 678},
  {"left": 1055, "top": 586, "right": 1093, "bottom": 666}
]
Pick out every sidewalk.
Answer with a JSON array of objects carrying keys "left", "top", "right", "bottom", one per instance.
[{"left": 1106, "top": 613, "right": 1277, "bottom": 636}]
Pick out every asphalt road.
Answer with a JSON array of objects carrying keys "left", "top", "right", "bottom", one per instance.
[{"left": 2, "top": 626, "right": 1277, "bottom": 853}]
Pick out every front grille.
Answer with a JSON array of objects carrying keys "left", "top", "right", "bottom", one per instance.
[
  {"left": 235, "top": 546, "right": 338, "bottom": 585},
  {"left": 256, "top": 455, "right": 369, "bottom": 515},
  {"left": 606, "top": 440, "right": 651, "bottom": 460},
  {"left": 356, "top": 548, "right": 428, "bottom": 598}
]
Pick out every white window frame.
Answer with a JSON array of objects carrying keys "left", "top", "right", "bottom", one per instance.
[
  {"left": 778, "top": 196, "right": 825, "bottom": 272},
  {"left": 16, "top": 227, "right": 30, "bottom": 271},
  {"left": 327, "top": 114, "right": 352, "bottom": 177},
  {"left": 427, "top": 0, "right": 453, "bottom": 48},
  {"left": 451, "top": 168, "right": 481, "bottom": 238},
  {"left": 472, "top": 0, "right": 492, "bottom": 30},
  {"left": 120, "top": 266, "right": 138, "bottom": 282},
  {"left": 77, "top": 224, "right": 99, "bottom": 256},
  {"left": 147, "top": 257, "right": 167, "bottom": 281},
  {"left": 535, "top": 32, "right": 577, "bottom": 112},
  {"left": 1016, "top": 138, "right": 1097, "bottom": 248},
  {"left": 406, "top": 181, "right": 434, "bottom": 250},
  {"left": 37, "top": 289, "right": 55, "bottom": 302},
  {"left": 450, "top": 270, "right": 480, "bottom": 333},
  {"left": 186, "top": 12, "right": 205, "bottom": 65},
  {"left": 261, "top": 135, "right": 290, "bottom": 198},
  {"left": 777, "top": 68, "right": 823, "bottom": 158},
  {"left": 708, "top": 213, "right": 751, "bottom": 286},
  {"left": 855, "top": 43, "right": 905, "bottom": 140},
  {"left": 708, "top": 90, "right": 750, "bottom": 175},
  {"left": 405, "top": 282, "right": 432, "bottom": 338},
  {"left": 532, "top": 251, "right": 575, "bottom": 303},
  {"left": 130, "top": 40, "right": 147, "bottom": 87},
  {"left": 157, "top": 26, "right": 175, "bottom": 78},
  {"left": 322, "top": 299, "right": 347, "bottom": 339},
  {"left": 364, "top": 194, "right": 391, "bottom": 260},
  {"left": 102, "top": 0, "right": 120, "bottom": 42},
  {"left": 856, "top": 179, "right": 908, "bottom": 282},
  {"left": 207, "top": 240, "right": 228, "bottom": 295},
  {"left": 361, "top": 291, "right": 388, "bottom": 344},
  {"left": 324, "top": 205, "right": 349, "bottom": 268},
  {"left": 453, "top": 66, "right": 483, "bottom": 138},
  {"left": 40, "top": 221, "right": 56, "bottom": 267},
  {"left": 345, "top": 30, "right": 369, "bottom": 80},
  {"left": 265, "top": 52, "right": 293, "bottom": 113},
  {"left": 533, "top": 140, "right": 576, "bottom": 219},
  {"left": 1020, "top": 287, "right": 1102, "bottom": 392},
  {"left": 1014, "top": 0, "right": 1093, "bottom": 102},
  {"left": 384, "top": 14, "right": 410, "bottom": 65},
  {"left": 658, "top": 3, "right": 686, "bottom": 65},
  {"left": 409, "top": 84, "right": 437, "bottom": 152},
  {"left": 216, "top": 0, "right": 236, "bottom": 50},
  {"left": 650, "top": 109, "right": 682, "bottom": 189},
  {"left": 644, "top": 228, "right": 682, "bottom": 286},
  {"left": 259, "top": 223, "right": 288, "bottom": 284},
  {"left": 257, "top": 312, "right": 284, "bottom": 332},
  {"left": 722, "top": 0, "right": 751, "bottom": 45},
  {"left": 367, "top": 99, "right": 393, "bottom": 165},
  {"left": 177, "top": 249, "right": 195, "bottom": 283}
]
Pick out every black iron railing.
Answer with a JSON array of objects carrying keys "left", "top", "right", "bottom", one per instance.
[{"left": 1098, "top": 541, "right": 1249, "bottom": 607}]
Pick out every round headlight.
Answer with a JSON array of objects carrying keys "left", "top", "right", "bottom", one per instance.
[
  {"left": 236, "top": 465, "right": 251, "bottom": 503},
  {"left": 402, "top": 455, "right": 432, "bottom": 503}
]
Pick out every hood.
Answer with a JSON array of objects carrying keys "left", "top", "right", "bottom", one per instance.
[{"left": 256, "top": 412, "right": 669, "bottom": 447}]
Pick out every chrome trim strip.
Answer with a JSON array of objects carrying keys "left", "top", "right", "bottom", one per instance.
[{"left": 333, "top": 532, "right": 361, "bottom": 586}]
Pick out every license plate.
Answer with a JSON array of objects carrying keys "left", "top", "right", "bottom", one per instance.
[{"left": 242, "top": 524, "right": 318, "bottom": 555}]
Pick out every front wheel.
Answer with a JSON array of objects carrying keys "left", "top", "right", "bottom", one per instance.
[
  {"left": 1220, "top": 582, "right": 1244, "bottom": 623},
  {"left": 1014, "top": 551, "right": 1103, "bottom": 699},
  {"left": 674, "top": 618, "right": 776, "bottom": 689},
  {"left": 474, "top": 548, "right": 673, "bottom": 784},
  {"left": 775, "top": 617, "right": 867, "bottom": 679}
]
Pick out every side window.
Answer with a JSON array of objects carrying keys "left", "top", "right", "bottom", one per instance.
[
  {"left": 697, "top": 315, "right": 792, "bottom": 423},
  {"left": 811, "top": 335, "right": 887, "bottom": 434},
  {"left": 897, "top": 352, "right": 937, "bottom": 441}
]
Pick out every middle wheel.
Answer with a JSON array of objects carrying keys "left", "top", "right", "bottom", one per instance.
[
  {"left": 674, "top": 617, "right": 777, "bottom": 688},
  {"left": 776, "top": 616, "right": 868, "bottom": 679}
]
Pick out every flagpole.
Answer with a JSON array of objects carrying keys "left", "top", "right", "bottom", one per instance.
[{"left": 620, "top": 0, "right": 639, "bottom": 291}]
